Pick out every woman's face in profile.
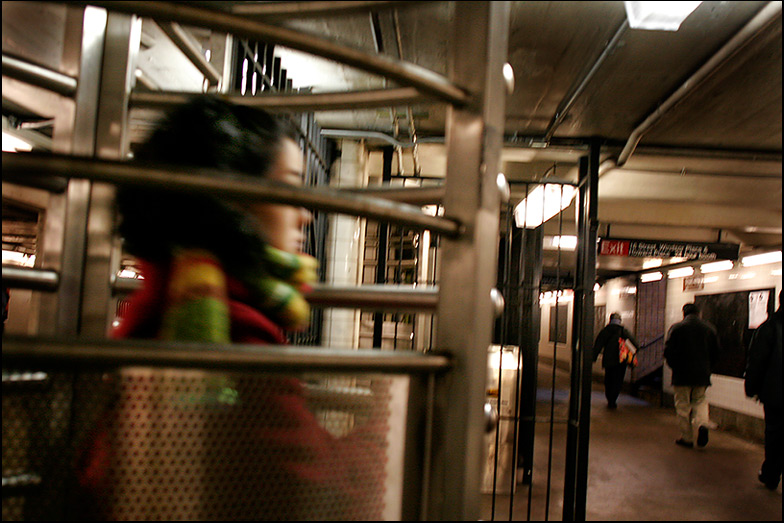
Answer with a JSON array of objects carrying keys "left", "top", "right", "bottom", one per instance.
[{"left": 249, "top": 138, "right": 313, "bottom": 254}]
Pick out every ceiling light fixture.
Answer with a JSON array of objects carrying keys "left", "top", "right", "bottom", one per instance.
[
  {"left": 742, "top": 251, "right": 782, "bottom": 267},
  {"left": 640, "top": 272, "right": 663, "bottom": 283},
  {"left": 668, "top": 267, "right": 695, "bottom": 279},
  {"left": 700, "top": 260, "right": 734, "bottom": 273},
  {"left": 503, "top": 62, "right": 515, "bottom": 95},
  {"left": 2, "top": 132, "right": 33, "bottom": 153},
  {"left": 624, "top": 1, "right": 702, "bottom": 31},
  {"left": 513, "top": 184, "right": 577, "bottom": 229}
]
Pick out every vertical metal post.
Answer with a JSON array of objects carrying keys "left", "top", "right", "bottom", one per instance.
[
  {"left": 516, "top": 226, "right": 543, "bottom": 486},
  {"left": 429, "top": 2, "right": 510, "bottom": 519},
  {"left": 563, "top": 142, "right": 599, "bottom": 521},
  {"left": 81, "top": 11, "right": 141, "bottom": 338},
  {"left": 373, "top": 146, "right": 393, "bottom": 348},
  {"left": 37, "top": 6, "right": 107, "bottom": 337}
]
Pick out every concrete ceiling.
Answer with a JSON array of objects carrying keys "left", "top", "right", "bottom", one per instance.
[
  {"left": 3, "top": 1, "right": 782, "bottom": 284},
  {"left": 229, "top": 1, "right": 782, "bottom": 282}
]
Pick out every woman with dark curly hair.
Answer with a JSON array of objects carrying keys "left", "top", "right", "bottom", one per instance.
[
  {"left": 115, "top": 96, "right": 316, "bottom": 342},
  {"left": 76, "top": 96, "right": 388, "bottom": 520}
]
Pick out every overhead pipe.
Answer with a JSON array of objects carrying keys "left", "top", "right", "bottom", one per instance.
[
  {"left": 544, "top": 20, "right": 629, "bottom": 142},
  {"left": 616, "top": 1, "right": 783, "bottom": 167}
]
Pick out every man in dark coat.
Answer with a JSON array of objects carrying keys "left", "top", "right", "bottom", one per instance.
[
  {"left": 745, "top": 291, "right": 782, "bottom": 490},
  {"left": 593, "top": 312, "right": 639, "bottom": 409},
  {"left": 664, "top": 303, "right": 720, "bottom": 448}
]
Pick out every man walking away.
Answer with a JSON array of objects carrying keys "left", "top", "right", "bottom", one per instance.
[
  {"left": 593, "top": 312, "right": 640, "bottom": 409},
  {"left": 664, "top": 303, "right": 720, "bottom": 448},
  {"left": 745, "top": 291, "right": 782, "bottom": 490}
]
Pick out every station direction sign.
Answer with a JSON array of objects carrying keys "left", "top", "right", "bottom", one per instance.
[{"left": 598, "top": 237, "right": 740, "bottom": 261}]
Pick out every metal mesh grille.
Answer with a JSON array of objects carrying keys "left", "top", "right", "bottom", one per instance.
[{"left": 3, "top": 368, "right": 405, "bottom": 520}]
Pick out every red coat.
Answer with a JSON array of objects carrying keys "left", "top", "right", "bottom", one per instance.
[{"left": 76, "top": 260, "right": 388, "bottom": 520}]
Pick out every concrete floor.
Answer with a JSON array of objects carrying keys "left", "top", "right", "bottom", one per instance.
[{"left": 480, "top": 360, "right": 782, "bottom": 521}]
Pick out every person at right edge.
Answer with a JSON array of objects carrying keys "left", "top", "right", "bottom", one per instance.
[
  {"left": 593, "top": 312, "right": 640, "bottom": 409},
  {"left": 664, "top": 303, "right": 720, "bottom": 449},
  {"left": 745, "top": 291, "right": 782, "bottom": 491}
]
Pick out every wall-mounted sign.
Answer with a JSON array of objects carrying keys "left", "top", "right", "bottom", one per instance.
[
  {"left": 748, "top": 290, "right": 770, "bottom": 329},
  {"left": 683, "top": 275, "right": 704, "bottom": 291},
  {"left": 598, "top": 237, "right": 740, "bottom": 261}
]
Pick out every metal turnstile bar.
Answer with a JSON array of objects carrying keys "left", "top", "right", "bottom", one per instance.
[
  {"left": 112, "top": 276, "right": 439, "bottom": 312},
  {"left": 1, "top": 266, "right": 59, "bottom": 292},
  {"left": 1, "top": 54, "right": 78, "bottom": 97},
  {"left": 308, "top": 284, "right": 439, "bottom": 311},
  {"left": 230, "top": 1, "right": 416, "bottom": 17},
  {"left": 2, "top": 337, "right": 452, "bottom": 374},
  {"left": 131, "top": 87, "right": 431, "bottom": 112},
  {"left": 2, "top": 152, "right": 462, "bottom": 236},
  {"left": 158, "top": 22, "right": 222, "bottom": 87},
  {"left": 343, "top": 186, "right": 445, "bottom": 206},
  {"left": 71, "top": 1, "right": 470, "bottom": 105}
]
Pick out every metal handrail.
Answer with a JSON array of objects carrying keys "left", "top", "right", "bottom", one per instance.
[
  {"left": 1, "top": 54, "right": 78, "bottom": 97},
  {"left": 130, "top": 87, "right": 431, "bottom": 112},
  {"left": 71, "top": 1, "right": 470, "bottom": 106},
  {"left": 2, "top": 336, "right": 452, "bottom": 374},
  {"left": 2, "top": 152, "right": 462, "bottom": 236},
  {"left": 1, "top": 266, "right": 59, "bottom": 292}
]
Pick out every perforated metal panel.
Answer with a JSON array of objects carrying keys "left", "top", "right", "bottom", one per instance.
[{"left": 3, "top": 368, "right": 407, "bottom": 521}]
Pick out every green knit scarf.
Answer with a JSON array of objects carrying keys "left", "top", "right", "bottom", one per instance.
[{"left": 160, "top": 245, "right": 318, "bottom": 342}]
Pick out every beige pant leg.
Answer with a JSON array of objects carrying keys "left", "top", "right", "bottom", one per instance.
[
  {"left": 691, "top": 385, "right": 710, "bottom": 430},
  {"left": 673, "top": 386, "right": 694, "bottom": 442}
]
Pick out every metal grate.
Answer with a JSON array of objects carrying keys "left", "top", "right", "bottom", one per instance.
[{"left": 3, "top": 368, "right": 404, "bottom": 520}]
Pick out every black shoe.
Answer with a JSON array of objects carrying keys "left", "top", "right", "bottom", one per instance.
[
  {"left": 758, "top": 471, "right": 780, "bottom": 490},
  {"left": 675, "top": 439, "right": 693, "bottom": 448},
  {"left": 697, "top": 426, "right": 709, "bottom": 448}
]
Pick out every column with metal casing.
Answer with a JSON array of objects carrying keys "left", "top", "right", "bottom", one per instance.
[
  {"left": 37, "top": 6, "right": 108, "bottom": 337},
  {"left": 563, "top": 141, "right": 600, "bottom": 521},
  {"left": 428, "top": 2, "right": 510, "bottom": 519},
  {"left": 81, "top": 11, "right": 141, "bottom": 338}
]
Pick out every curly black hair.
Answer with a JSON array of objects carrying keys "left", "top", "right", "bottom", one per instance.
[{"left": 117, "top": 95, "right": 301, "bottom": 275}]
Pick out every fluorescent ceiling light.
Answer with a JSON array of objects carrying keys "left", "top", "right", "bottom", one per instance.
[
  {"left": 640, "top": 272, "right": 663, "bottom": 282},
  {"left": 742, "top": 251, "right": 782, "bottom": 267},
  {"left": 700, "top": 260, "right": 734, "bottom": 273},
  {"left": 2, "top": 250, "right": 35, "bottom": 267},
  {"left": 642, "top": 258, "right": 663, "bottom": 269},
  {"left": 514, "top": 184, "right": 577, "bottom": 229},
  {"left": 502, "top": 62, "right": 515, "bottom": 94},
  {"left": 668, "top": 267, "right": 694, "bottom": 279},
  {"left": 624, "top": 1, "right": 702, "bottom": 31},
  {"left": 2, "top": 132, "right": 33, "bottom": 152},
  {"left": 545, "top": 235, "right": 577, "bottom": 251}
]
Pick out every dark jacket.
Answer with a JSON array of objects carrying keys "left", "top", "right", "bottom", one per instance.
[
  {"left": 593, "top": 321, "right": 639, "bottom": 368},
  {"left": 664, "top": 313, "right": 720, "bottom": 387},
  {"left": 745, "top": 308, "right": 782, "bottom": 408}
]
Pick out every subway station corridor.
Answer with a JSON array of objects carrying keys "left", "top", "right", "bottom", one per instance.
[{"left": 480, "top": 360, "right": 782, "bottom": 521}]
